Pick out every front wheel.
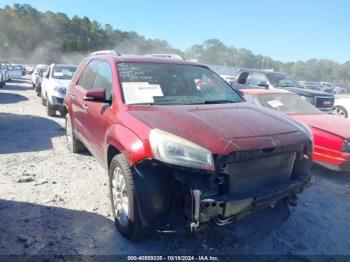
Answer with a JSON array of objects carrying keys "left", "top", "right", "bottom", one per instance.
[
  {"left": 46, "top": 100, "right": 56, "bottom": 116},
  {"left": 335, "top": 106, "right": 348, "bottom": 118},
  {"left": 109, "top": 154, "right": 147, "bottom": 240},
  {"left": 65, "top": 114, "right": 85, "bottom": 153}
]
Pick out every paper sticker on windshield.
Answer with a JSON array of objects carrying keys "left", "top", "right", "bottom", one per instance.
[
  {"left": 267, "top": 99, "right": 284, "bottom": 108},
  {"left": 53, "top": 72, "right": 64, "bottom": 77},
  {"left": 122, "top": 82, "right": 163, "bottom": 104}
]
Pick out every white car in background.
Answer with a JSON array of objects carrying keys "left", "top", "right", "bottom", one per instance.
[
  {"left": 6, "top": 64, "right": 23, "bottom": 81},
  {"left": 334, "top": 95, "right": 350, "bottom": 118},
  {"left": 31, "top": 64, "right": 48, "bottom": 88},
  {"left": 41, "top": 64, "right": 77, "bottom": 116}
]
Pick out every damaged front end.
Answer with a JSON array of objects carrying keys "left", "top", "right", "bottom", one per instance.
[{"left": 131, "top": 141, "right": 314, "bottom": 232}]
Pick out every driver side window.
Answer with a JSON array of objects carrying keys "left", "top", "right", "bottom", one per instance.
[{"left": 92, "top": 61, "right": 113, "bottom": 101}]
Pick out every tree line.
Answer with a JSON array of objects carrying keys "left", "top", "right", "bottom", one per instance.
[{"left": 0, "top": 4, "right": 349, "bottom": 87}]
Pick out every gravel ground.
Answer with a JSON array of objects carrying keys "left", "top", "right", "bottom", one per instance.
[{"left": 1, "top": 78, "right": 350, "bottom": 256}]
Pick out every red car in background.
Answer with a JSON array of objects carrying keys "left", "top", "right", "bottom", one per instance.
[{"left": 243, "top": 89, "right": 350, "bottom": 172}]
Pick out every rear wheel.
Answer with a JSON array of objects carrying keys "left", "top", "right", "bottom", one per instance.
[
  {"left": 335, "top": 106, "right": 348, "bottom": 118},
  {"left": 65, "top": 114, "right": 85, "bottom": 153},
  {"left": 109, "top": 154, "right": 147, "bottom": 240},
  {"left": 41, "top": 92, "right": 46, "bottom": 106}
]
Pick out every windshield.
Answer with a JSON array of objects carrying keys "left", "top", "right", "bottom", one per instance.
[
  {"left": 267, "top": 73, "right": 302, "bottom": 88},
  {"left": 255, "top": 93, "right": 322, "bottom": 114},
  {"left": 52, "top": 65, "right": 76, "bottom": 80},
  {"left": 117, "top": 63, "right": 243, "bottom": 105}
]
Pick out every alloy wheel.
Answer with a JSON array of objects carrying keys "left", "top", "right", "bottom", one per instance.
[
  {"left": 335, "top": 107, "right": 348, "bottom": 118},
  {"left": 112, "top": 167, "right": 129, "bottom": 226}
]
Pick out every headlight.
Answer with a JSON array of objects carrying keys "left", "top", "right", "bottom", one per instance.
[
  {"left": 53, "top": 86, "right": 66, "bottom": 94},
  {"left": 300, "top": 96, "right": 315, "bottom": 104},
  {"left": 343, "top": 140, "right": 350, "bottom": 153},
  {"left": 149, "top": 129, "right": 215, "bottom": 171}
]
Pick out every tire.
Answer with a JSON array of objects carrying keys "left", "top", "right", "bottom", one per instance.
[
  {"left": 35, "top": 84, "right": 41, "bottom": 97},
  {"left": 335, "top": 106, "right": 348, "bottom": 118},
  {"left": 109, "top": 154, "right": 147, "bottom": 240},
  {"left": 65, "top": 114, "right": 85, "bottom": 153},
  {"left": 41, "top": 93, "right": 46, "bottom": 106},
  {"left": 46, "top": 100, "right": 56, "bottom": 116}
]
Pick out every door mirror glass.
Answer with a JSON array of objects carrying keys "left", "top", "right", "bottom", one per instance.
[{"left": 84, "top": 88, "right": 106, "bottom": 102}]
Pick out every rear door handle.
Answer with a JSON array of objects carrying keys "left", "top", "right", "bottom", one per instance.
[
  {"left": 71, "top": 93, "right": 75, "bottom": 98},
  {"left": 83, "top": 102, "right": 88, "bottom": 109}
]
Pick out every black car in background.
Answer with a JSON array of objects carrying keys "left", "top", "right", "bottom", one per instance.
[{"left": 233, "top": 69, "right": 335, "bottom": 112}]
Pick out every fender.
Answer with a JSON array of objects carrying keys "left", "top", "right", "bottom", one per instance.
[{"left": 105, "top": 124, "right": 150, "bottom": 167}]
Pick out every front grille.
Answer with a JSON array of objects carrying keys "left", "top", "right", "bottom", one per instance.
[
  {"left": 52, "top": 96, "right": 64, "bottom": 104},
  {"left": 315, "top": 96, "right": 334, "bottom": 108},
  {"left": 227, "top": 153, "right": 296, "bottom": 197}
]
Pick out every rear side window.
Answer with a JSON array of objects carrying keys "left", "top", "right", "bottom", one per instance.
[
  {"left": 78, "top": 60, "right": 100, "bottom": 90},
  {"left": 92, "top": 61, "right": 113, "bottom": 100},
  {"left": 237, "top": 72, "right": 249, "bottom": 84}
]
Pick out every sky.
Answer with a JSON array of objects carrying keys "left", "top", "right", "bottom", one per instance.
[{"left": 1, "top": 0, "right": 349, "bottom": 63}]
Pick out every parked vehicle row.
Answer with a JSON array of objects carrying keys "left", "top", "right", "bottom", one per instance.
[{"left": 0, "top": 62, "right": 25, "bottom": 86}]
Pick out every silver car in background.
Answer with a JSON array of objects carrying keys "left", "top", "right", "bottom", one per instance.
[{"left": 32, "top": 64, "right": 48, "bottom": 88}]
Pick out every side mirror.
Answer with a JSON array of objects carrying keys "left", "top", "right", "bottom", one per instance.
[
  {"left": 84, "top": 88, "right": 106, "bottom": 102},
  {"left": 256, "top": 81, "right": 269, "bottom": 89}
]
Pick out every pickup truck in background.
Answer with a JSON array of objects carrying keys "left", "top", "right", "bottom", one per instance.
[{"left": 233, "top": 69, "right": 335, "bottom": 113}]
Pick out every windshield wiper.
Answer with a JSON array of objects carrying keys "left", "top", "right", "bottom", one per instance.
[{"left": 192, "top": 99, "right": 237, "bottom": 104}]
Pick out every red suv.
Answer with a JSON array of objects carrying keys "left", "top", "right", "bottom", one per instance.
[{"left": 64, "top": 51, "right": 314, "bottom": 239}]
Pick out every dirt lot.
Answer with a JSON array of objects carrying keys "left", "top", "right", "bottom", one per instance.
[{"left": 1, "top": 78, "right": 350, "bottom": 256}]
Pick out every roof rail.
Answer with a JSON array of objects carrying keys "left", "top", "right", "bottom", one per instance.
[
  {"left": 145, "top": 54, "right": 185, "bottom": 60},
  {"left": 90, "top": 50, "right": 120, "bottom": 56}
]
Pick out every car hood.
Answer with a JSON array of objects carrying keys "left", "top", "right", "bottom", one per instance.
[
  {"left": 284, "top": 87, "right": 334, "bottom": 97},
  {"left": 130, "top": 102, "right": 307, "bottom": 155},
  {"left": 291, "top": 114, "right": 350, "bottom": 139},
  {"left": 50, "top": 79, "right": 71, "bottom": 88}
]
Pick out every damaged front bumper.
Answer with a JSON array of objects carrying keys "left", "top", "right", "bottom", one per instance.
[
  {"left": 131, "top": 155, "right": 314, "bottom": 233},
  {"left": 191, "top": 173, "right": 314, "bottom": 230}
]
